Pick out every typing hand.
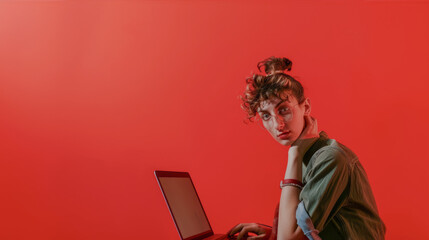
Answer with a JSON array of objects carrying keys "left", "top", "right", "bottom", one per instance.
[{"left": 226, "top": 223, "right": 271, "bottom": 240}]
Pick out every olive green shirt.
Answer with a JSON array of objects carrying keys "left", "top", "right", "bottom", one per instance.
[{"left": 269, "top": 131, "right": 386, "bottom": 240}]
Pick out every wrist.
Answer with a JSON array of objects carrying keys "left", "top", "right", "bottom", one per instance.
[
  {"left": 284, "top": 161, "right": 302, "bottom": 180},
  {"left": 286, "top": 155, "right": 302, "bottom": 169},
  {"left": 287, "top": 153, "right": 302, "bottom": 162},
  {"left": 280, "top": 179, "right": 304, "bottom": 190}
]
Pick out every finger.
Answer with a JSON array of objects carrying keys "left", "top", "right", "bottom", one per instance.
[
  {"left": 247, "top": 234, "right": 267, "bottom": 240},
  {"left": 237, "top": 226, "right": 252, "bottom": 240},
  {"left": 304, "top": 115, "right": 313, "bottom": 127},
  {"left": 307, "top": 115, "right": 315, "bottom": 125},
  {"left": 237, "top": 225, "right": 260, "bottom": 240},
  {"left": 311, "top": 117, "right": 318, "bottom": 134},
  {"left": 302, "top": 115, "right": 313, "bottom": 135},
  {"left": 311, "top": 116, "right": 317, "bottom": 125},
  {"left": 228, "top": 223, "right": 244, "bottom": 237},
  {"left": 306, "top": 116, "right": 318, "bottom": 135}
]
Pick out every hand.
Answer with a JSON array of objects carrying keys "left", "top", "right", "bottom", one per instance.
[
  {"left": 227, "top": 223, "right": 272, "bottom": 240},
  {"left": 289, "top": 115, "right": 319, "bottom": 159}
]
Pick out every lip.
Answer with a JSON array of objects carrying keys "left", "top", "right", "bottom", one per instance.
[{"left": 277, "top": 131, "right": 291, "bottom": 138}]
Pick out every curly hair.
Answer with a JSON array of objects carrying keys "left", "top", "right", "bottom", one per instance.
[{"left": 240, "top": 56, "right": 305, "bottom": 123}]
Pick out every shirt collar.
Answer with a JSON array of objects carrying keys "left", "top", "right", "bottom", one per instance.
[{"left": 303, "top": 130, "right": 329, "bottom": 167}]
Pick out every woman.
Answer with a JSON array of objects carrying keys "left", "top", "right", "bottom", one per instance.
[{"left": 227, "top": 57, "right": 386, "bottom": 240}]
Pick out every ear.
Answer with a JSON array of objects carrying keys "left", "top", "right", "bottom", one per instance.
[{"left": 303, "top": 98, "right": 311, "bottom": 116}]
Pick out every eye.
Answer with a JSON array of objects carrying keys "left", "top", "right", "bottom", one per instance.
[
  {"left": 261, "top": 113, "right": 271, "bottom": 121},
  {"left": 279, "top": 107, "right": 290, "bottom": 114}
]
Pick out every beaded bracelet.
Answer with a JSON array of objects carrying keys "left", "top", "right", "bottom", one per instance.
[{"left": 280, "top": 179, "right": 304, "bottom": 190}]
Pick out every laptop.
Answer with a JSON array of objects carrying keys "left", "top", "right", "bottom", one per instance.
[{"left": 155, "top": 170, "right": 234, "bottom": 240}]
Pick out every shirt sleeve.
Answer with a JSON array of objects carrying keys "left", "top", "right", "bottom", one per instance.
[{"left": 297, "top": 147, "right": 351, "bottom": 235}]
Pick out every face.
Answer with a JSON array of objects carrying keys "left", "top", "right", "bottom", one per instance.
[{"left": 257, "top": 92, "right": 311, "bottom": 146}]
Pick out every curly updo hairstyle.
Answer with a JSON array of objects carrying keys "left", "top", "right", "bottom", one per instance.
[{"left": 240, "top": 56, "right": 305, "bottom": 123}]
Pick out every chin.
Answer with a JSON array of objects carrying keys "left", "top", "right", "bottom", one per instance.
[
  {"left": 278, "top": 139, "right": 293, "bottom": 146},
  {"left": 277, "top": 135, "right": 298, "bottom": 146}
]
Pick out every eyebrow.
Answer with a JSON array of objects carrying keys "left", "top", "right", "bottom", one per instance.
[{"left": 258, "top": 100, "right": 286, "bottom": 112}]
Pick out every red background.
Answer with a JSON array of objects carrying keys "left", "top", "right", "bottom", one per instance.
[{"left": 1, "top": 1, "right": 429, "bottom": 239}]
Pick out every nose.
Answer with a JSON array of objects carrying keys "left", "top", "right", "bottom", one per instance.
[{"left": 274, "top": 114, "right": 285, "bottom": 131}]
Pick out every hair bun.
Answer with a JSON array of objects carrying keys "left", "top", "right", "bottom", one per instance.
[{"left": 257, "top": 56, "right": 292, "bottom": 75}]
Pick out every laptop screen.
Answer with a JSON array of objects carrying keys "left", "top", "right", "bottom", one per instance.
[{"left": 157, "top": 173, "right": 212, "bottom": 239}]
